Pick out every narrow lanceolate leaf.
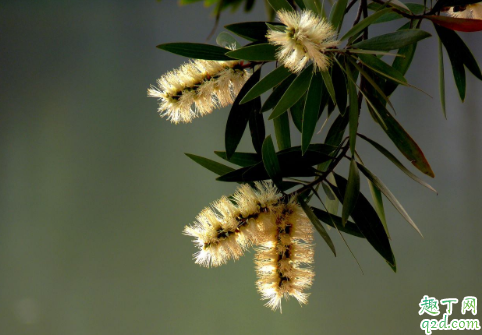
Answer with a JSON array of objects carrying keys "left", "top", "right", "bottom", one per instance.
[
  {"left": 346, "top": 63, "right": 358, "bottom": 155},
  {"left": 299, "top": 198, "right": 336, "bottom": 256},
  {"left": 261, "top": 135, "right": 282, "bottom": 185},
  {"left": 302, "top": 73, "right": 323, "bottom": 154},
  {"left": 156, "top": 43, "right": 233, "bottom": 60},
  {"left": 329, "top": 0, "right": 349, "bottom": 32},
  {"left": 364, "top": 92, "right": 435, "bottom": 178},
  {"left": 358, "top": 133, "right": 437, "bottom": 193},
  {"left": 358, "top": 54, "right": 408, "bottom": 86},
  {"left": 341, "top": 8, "right": 392, "bottom": 41},
  {"left": 320, "top": 70, "right": 336, "bottom": 104},
  {"left": 303, "top": 0, "right": 321, "bottom": 14},
  {"left": 241, "top": 66, "right": 292, "bottom": 104},
  {"left": 331, "top": 173, "right": 396, "bottom": 270},
  {"left": 357, "top": 163, "right": 423, "bottom": 237},
  {"left": 225, "top": 69, "right": 262, "bottom": 159},
  {"left": 332, "top": 62, "right": 347, "bottom": 115},
  {"left": 342, "top": 158, "right": 360, "bottom": 226},
  {"left": 294, "top": 0, "right": 307, "bottom": 9},
  {"left": 367, "top": 180, "right": 389, "bottom": 239},
  {"left": 290, "top": 96, "right": 305, "bottom": 132},
  {"left": 249, "top": 107, "right": 265, "bottom": 155},
  {"left": 384, "top": 43, "right": 417, "bottom": 96},
  {"left": 261, "top": 74, "right": 297, "bottom": 112},
  {"left": 352, "top": 29, "right": 431, "bottom": 51},
  {"left": 214, "top": 151, "right": 260, "bottom": 167},
  {"left": 324, "top": 174, "right": 340, "bottom": 215},
  {"left": 225, "top": 22, "right": 281, "bottom": 42},
  {"left": 185, "top": 153, "right": 234, "bottom": 176},
  {"left": 425, "top": 15, "right": 482, "bottom": 33},
  {"left": 439, "top": 39, "right": 446, "bottom": 119},
  {"left": 226, "top": 43, "right": 277, "bottom": 61},
  {"left": 311, "top": 207, "right": 363, "bottom": 238},
  {"left": 267, "top": 0, "right": 294, "bottom": 11},
  {"left": 269, "top": 64, "right": 314, "bottom": 120},
  {"left": 216, "top": 32, "right": 241, "bottom": 49},
  {"left": 273, "top": 112, "right": 291, "bottom": 150}
]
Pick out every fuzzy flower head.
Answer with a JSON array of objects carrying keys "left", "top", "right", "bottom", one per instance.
[
  {"left": 447, "top": 3, "right": 482, "bottom": 19},
  {"left": 148, "top": 59, "right": 251, "bottom": 124},
  {"left": 267, "top": 9, "right": 339, "bottom": 73}
]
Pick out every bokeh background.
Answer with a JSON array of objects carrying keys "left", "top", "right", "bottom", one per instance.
[{"left": 1, "top": 1, "right": 481, "bottom": 334}]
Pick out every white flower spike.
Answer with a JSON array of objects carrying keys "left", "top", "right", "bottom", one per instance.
[{"left": 267, "top": 9, "right": 339, "bottom": 73}]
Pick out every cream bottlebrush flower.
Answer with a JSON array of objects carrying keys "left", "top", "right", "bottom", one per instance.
[
  {"left": 267, "top": 9, "right": 339, "bottom": 73},
  {"left": 255, "top": 198, "right": 315, "bottom": 312},
  {"left": 183, "top": 182, "right": 280, "bottom": 267},
  {"left": 447, "top": 3, "right": 482, "bottom": 19},
  {"left": 147, "top": 59, "right": 251, "bottom": 124}
]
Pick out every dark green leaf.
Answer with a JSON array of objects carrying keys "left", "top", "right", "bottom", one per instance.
[
  {"left": 261, "top": 74, "right": 297, "bottom": 112},
  {"left": 333, "top": 62, "right": 347, "bottom": 114},
  {"left": 214, "top": 151, "right": 261, "bottom": 167},
  {"left": 225, "top": 69, "right": 262, "bottom": 159},
  {"left": 294, "top": 0, "right": 307, "bottom": 9},
  {"left": 352, "top": 29, "right": 431, "bottom": 51},
  {"left": 290, "top": 95, "right": 305, "bottom": 132},
  {"left": 346, "top": 63, "right": 358, "bottom": 155},
  {"left": 311, "top": 207, "right": 364, "bottom": 238},
  {"left": 241, "top": 66, "right": 292, "bottom": 104},
  {"left": 226, "top": 43, "right": 277, "bottom": 61},
  {"left": 303, "top": 0, "right": 321, "bottom": 14},
  {"left": 358, "top": 133, "right": 437, "bottom": 192},
  {"left": 225, "top": 21, "right": 281, "bottom": 42},
  {"left": 266, "top": 22, "right": 287, "bottom": 32},
  {"left": 384, "top": 43, "right": 417, "bottom": 96},
  {"left": 185, "top": 153, "right": 234, "bottom": 175},
  {"left": 249, "top": 107, "right": 265, "bottom": 155},
  {"left": 273, "top": 112, "right": 291, "bottom": 150},
  {"left": 299, "top": 198, "right": 336, "bottom": 256},
  {"left": 342, "top": 158, "right": 360, "bottom": 226},
  {"left": 341, "top": 8, "right": 392, "bottom": 41},
  {"left": 329, "top": 0, "right": 348, "bottom": 32},
  {"left": 267, "top": 0, "right": 294, "bottom": 11},
  {"left": 325, "top": 112, "right": 349, "bottom": 147},
  {"left": 216, "top": 32, "right": 241, "bottom": 49},
  {"left": 262, "top": 135, "right": 282, "bottom": 185},
  {"left": 357, "top": 163, "right": 423, "bottom": 236},
  {"left": 269, "top": 64, "right": 314, "bottom": 120},
  {"left": 324, "top": 174, "right": 340, "bottom": 214},
  {"left": 358, "top": 54, "right": 408, "bottom": 85},
  {"left": 331, "top": 173, "right": 396, "bottom": 270},
  {"left": 157, "top": 43, "right": 233, "bottom": 60},
  {"left": 367, "top": 179, "right": 389, "bottom": 239},
  {"left": 320, "top": 70, "right": 336, "bottom": 104},
  {"left": 302, "top": 73, "right": 324, "bottom": 154}
]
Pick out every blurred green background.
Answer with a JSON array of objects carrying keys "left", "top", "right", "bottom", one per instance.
[{"left": 1, "top": 1, "right": 481, "bottom": 334}]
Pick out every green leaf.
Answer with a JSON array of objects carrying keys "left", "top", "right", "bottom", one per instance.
[
  {"left": 352, "top": 29, "right": 431, "bottom": 51},
  {"left": 333, "top": 62, "right": 347, "bottom": 114},
  {"left": 248, "top": 108, "right": 265, "bottom": 155},
  {"left": 267, "top": 0, "right": 294, "bottom": 11},
  {"left": 324, "top": 174, "right": 340, "bottom": 215},
  {"left": 311, "top": 207, "right": 364, "bottom": 238},
  {"left": 225, "top": 69, "right": 262, "bottom": 159},
  {"left": 367, "top": 179, "right": 389, "bottom": 239},
  {"left": 266, "top": 22, "right": 286, "bottom": 32},
  {"left": 261, "top": 74, "right": 297, "bottom": 112},
  {"left": 358, "top": 54, "right": 408, "bottom": 86},
  {"left": 303, "top": 0, "right": 321, "bottom": 14},
  {"left": 439, "top": 38, "right": 446, "bottom": 119},
  {"left": 358, "top": 133, "right": 437, "bottom": 193},
  {"left": 241, "top": 66, "right": 292, "bottom": 104},
  {"left": 302, "top": 73, "right": 323, "bottom": 155},
  {"left": 357, "top": 163, "right": 423, "bottom": 237},
  {"left": 294, "top": 0, "right": 307, "bottom": 9},
  {"left": 363, "top": 89, "right": 435, "bottom": 178},
  {"left": 346, "top": 63, "right": 358, "bottom": 155},
  {"left": 325, "top": 112, "right": 349, "bottom": 147},
  {"left": 269, "top": 64, "right": 314, "bottom": 120},
  {"left": 299, "top": 198, "right": 336, "bottom": 256},
  {"left": 329, "top": 0, "right": 349, "bottom": 32},
  {"left": 262, "top": 135, "right": 282, "bottom": 185},
  {"left": 214, "top": 151, "right": 261, "bottom": 167},
  {"left": 225, "top": 21, "right": 280, "bottom": 42},
  {"left": 273, "top": 112, "right": 291, "bottom": 150},
  {"left": 384, "top": 42, "right": 417, "bottom": 96},
  {"left": 156, "top": 43, "right": 233, "bottom": 60},
  {"left": 342, "top": 158, "right": 360, "bottom": 226},
  {"left": 320, "top": 70, "right": 336, "bottom": 104},
  {"left": 331, "top": 173, "right": 396, "bottom": 270},
  {"left": 216, "top": 32, "right": 241, "bottom": 49},
  {"left": 341, "top": 8, "right": 392, "bottom": 41},
  {"left": 185, "top": 153, "right": 234, "bottom": 175},
  {"left": 290, "top": 95, "right": 305, "bottom": 132},
  {"left": 226, "top": 43, "right": 277, "bottom": 61}
]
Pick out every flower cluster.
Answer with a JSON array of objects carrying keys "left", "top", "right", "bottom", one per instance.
[
  {"left": 184, "top": 182, "right": 315, "bottom": 311},
  {"left": 447, "top": 4, "right": 482, "bottom": 19},
  {"left": 148, "top": 59, "right": 251, "bottom": 124},
  {"left": 267, "top": 9, "right": 339, "bottom": 73}
]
